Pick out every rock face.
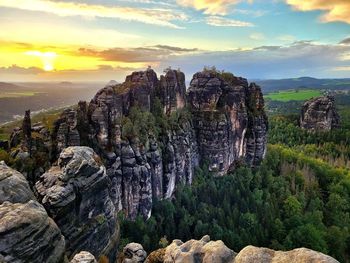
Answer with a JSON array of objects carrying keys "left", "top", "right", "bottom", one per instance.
[
  {"left": 300, "top": 96, "right": 340, "bottom": 131},
  {"left": 35, "top": 146, "right": 118, "bottom": 260},
  {"left": 0, "top": 162, "right": 66, "bottom": 263},
  {"left": 145, "top": 237, "right": 339, "bottom": 263},
  {"left": 187, "top": 71, "right": 267, "bottom": 174},
  {"left": 234, "top": 245, "right": 339, "bottom": 263}
]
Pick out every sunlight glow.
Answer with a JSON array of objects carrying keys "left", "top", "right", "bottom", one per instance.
[{"left": 25, "top": 50, "right": 57, "bottom": 71}]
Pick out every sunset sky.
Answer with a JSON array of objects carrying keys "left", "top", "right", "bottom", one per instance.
[{"left": 0, "top": 0, "right": 350, "bottom": 81}]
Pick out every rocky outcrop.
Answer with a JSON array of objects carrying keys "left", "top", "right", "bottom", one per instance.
[
  {"left": 70, "top": 251, "right": 97, "bottom": 263},
  {"left": 22, "top": 109, "right": 32, "bottom": 154},
  {"left": 234, "top": 245, "right": 339, "bottom": 263},
  {"left": 122, "top": 243, "right": 147, "bottom": 263},
  {"left": 35, "top": 146, "right": 118, "bottom": 260},
  {"left": 187, "top": 71, "right": 267, "bottom": 174},
  {"left": 159, "top": 235, "right": 236, "bottom": 263},
  {"left": 300, "top": 96, "right": 340, "bottom": 131},
  {"left": 145, "top": 236, "right": 339, "bottom": 263},
  {"left": 0, "top": 162, "right": 66, "bottom": 263}
]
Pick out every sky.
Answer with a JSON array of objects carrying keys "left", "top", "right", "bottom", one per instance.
[{"left": 0, "top": 0, "right": 350, "bottom": 81}]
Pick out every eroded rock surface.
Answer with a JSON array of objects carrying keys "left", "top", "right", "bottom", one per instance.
[
  {"left": 234, "top": 245, "right": 339, "bottom": 263},
  {"left": 300, "top": 96, "right": 340, "bottom": 131},
  {"left": 0, "top": 162, "right": 66, "bottom": 263},
  {"left": 162, "top": 235, "right": 236, "bottom": 263},
  {"left": 35, "top": 146, "right": 118, "bottom": 260}
]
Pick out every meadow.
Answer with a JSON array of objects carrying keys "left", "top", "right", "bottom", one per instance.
[{"left": 265, "top": 89, "right": 322, "bottom": 102}]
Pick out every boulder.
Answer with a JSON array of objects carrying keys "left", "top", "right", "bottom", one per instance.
[
  {"left": 70, "top": 251, "right": 97, "bottom": 263},
  {"left": 122, "top": 243, "right": 147, "bottom": 263},
  {"left": 300, "top": 96, "right": 340, "bottom": 131}
]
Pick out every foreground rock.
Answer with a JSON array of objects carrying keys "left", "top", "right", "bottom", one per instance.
[
  {"left": 300, "top": 96, "right": 340, "bottom": 131},
  {"left": 0, "top": 162, "right": 66, "bottom": 263},
  {"left": 70, "top": 251, "right": 97, "bottom": 263},
  {"left": 35, "top": 146, "right": 118, "bottom": 260},
  {"left": 145, "top": 236, "right": 339, "bottom": 263},
  {"left": 122, "top": 243, "right": 147, "bottom": 263},
  {"left": 235, "top": 245, "right": 339, "bottom": 263},
  {"left": 160, "top": 235, "right": 235, "bottom": 263}
]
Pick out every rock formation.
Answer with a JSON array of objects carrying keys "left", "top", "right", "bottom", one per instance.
[
  {"left": 35, "top": 146, "right": 118, "bottom": 260},
  {"left": 187, "top": 71, "right": 267, "bottom": 174},
  {"left": 144, "top": 236, "right": 339, "bottom": 263},
  {"left": 0, "top": 161, "right": 66, "bottom": 263},
  {"left": 300, "top": 96, "right": 340, "bottom": 131},
  {"left": 5, "top": 68, "right": 268, "bottom": 222}
]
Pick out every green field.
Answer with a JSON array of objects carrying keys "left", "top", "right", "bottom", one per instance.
[
  {"left": 265, "top": 89, "right": 322, "bottom": 102},
  {"left": 0, "top": 92, "right": 43, "bottom": 98}
]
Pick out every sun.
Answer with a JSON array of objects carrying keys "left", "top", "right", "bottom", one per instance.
[
  {"left": 25, "top": 50, "right": 57, "bottom": 72},
  {"left": 44, "top": 63, "right": 54, "bottom": 71}
]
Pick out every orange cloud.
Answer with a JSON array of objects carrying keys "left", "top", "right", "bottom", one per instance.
[{"left": 286, "top": 0, "right": 350, "bottom": 24}]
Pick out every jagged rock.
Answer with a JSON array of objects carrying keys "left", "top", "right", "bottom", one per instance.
[
  {"left": 35, "top": 146, "right": 118, "bottom": 260},
  {"left": 122, "top": 243, "right": 147, "bottom": 263},
  {"left": 53, "top": 108, "right": 81, "bottom": 153},
  {"left": 162, "top": 235, "right": 236, "bottom": 263},
  {"left": 0, "top": 162, "right": 66, "bottom": 263},
  {"left": 22, "top": 110, "right": 32, "bottom": 154},
  {"left": 70, "top": 251, "right": 97, "bottom": 263},
  {"left": 234, "top": 245, "right": 339, "bottom": 263},
  {"left": 0, "top": 161, "right": 35, "bottom": 203},
  {"left": 187, "top": 71, "right": 267, "bottom": 174},
  {"left": 159, "top": 69, "right": 186, "bottom": 115},
  {"left": 300, "top": 96, "right": 340, "bottom": 131}
]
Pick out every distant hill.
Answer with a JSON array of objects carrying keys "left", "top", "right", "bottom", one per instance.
[{"left": 255, "top": 77, "right": 350, "bottom": 93}]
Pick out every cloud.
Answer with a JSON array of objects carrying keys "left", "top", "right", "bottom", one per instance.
[
  {"left": 159, "top": 41, "right": 350, "bottom": 79},
  {"left": 177, "top": 0, "right": 240, "bottom": 15},
  {"left": 286, "top": 0, "right": 350, "bottom": 24},
  {"left": 0, "top": 0, "right": 187, "bottom": 28},
  {"left": 206, "top": 16, "right": 254, "bottom": 27},
  {"left": 0, "top": 65, "right": 44, "bottom": 74},
  {"left": 77, "top": 45, "right": 199, "bottom": 62},
  {"left": 339, "top": 37, "right": 350, "bottom": 45}
]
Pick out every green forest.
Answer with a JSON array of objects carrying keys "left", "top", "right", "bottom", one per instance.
[{"left": 119, "top": 113, "right": 350, "bottom": 263}]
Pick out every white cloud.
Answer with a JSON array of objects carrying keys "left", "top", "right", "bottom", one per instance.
[
  {"left": 177, "top": 0, "right": 240, "bottom": 15},
  {"left": 0, "top": 0, "right": 187, "bottom": 28},
  {"left": 206, "top": 16, "right": 254, "bottom": 27}
]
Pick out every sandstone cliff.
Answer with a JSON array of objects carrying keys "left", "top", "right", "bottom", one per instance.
[{"left": 300, "top": 96, "right": 340, "bottom": 131}]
